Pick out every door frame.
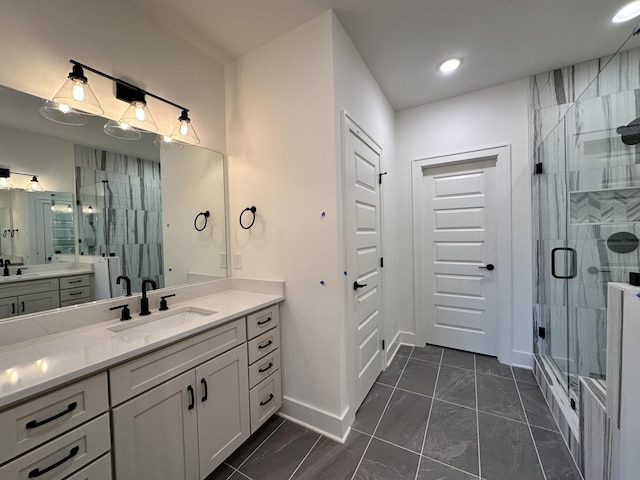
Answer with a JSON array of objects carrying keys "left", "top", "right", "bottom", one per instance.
[
  {"left": 342, "top": 112, "right": 386, "bottom": 414},
  {"left": 412, "top": 144, "right": 513, "bottom": 363}
]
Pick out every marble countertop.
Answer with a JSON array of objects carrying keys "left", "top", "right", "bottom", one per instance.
[
  {"left": 0, "top": 267, "right": 93, "bottom": 284},
  {"left": 0, "top": 288, "right": 283, "bottom": 410}
]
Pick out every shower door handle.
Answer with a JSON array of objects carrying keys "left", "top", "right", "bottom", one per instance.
[{"left": 551, "top": 247, "right": 577, "bottom": 279}]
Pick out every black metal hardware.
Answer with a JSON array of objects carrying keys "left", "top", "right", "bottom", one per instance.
[
  {"left": 68, "top": 279, "right": 82, "bottom": 284},
  {"left": 258, "top": 340, "right": 273, "bottom": 350},
  {"left": 570, "top": 398, "right": 576, "bottom": 410},
  {"left": 538, "top": 327, "right": 546, "bottom": 339},
  {"left": 380, "top": 257, "right": 384, "bottom": 268},
  {"left": 353, "top": 281, "right": 368, "bottom": 291},
  {"left": 28, "top": 445, "right": 80, "bottom": 478},
  {"left": 116, "top": 275, "right": 132, "bottom": 296},
  {"left": 257, "top": 316, "right": 272, "bottom": 326},
  {"left": 11, "top": 302, "right": 15, "bottom": 314},
  {"left": 382, "top": 340, "right": 385, "bottom": 350},
  {"left": 110, "top": 304, "right": 132, "bottom": 321},
  {"left": 3, "top": 259, "right": 10, "bottom": 276},
  {"left": 26, "top": 402, "right": 78, "bottom": 429},
  {"left": 69, "top": 292, "right": 82, "bottom": 296},
  {"left": 259, "top": 362, "right": 274, "bottom": 373},
  {"left": 140, "top": 279, "right": 157, "bottom": 316},
  {"left": 187, "top": 385, "right": 195, "bottom": 410},
  {"left": 194, "top": 211, "right": 210, "bottom": 232},
  {"left": 379, "top": 172, "right": 388, "bottom": 184},
  {"left": 159, "top": 294, "right": 176, "bottom": 311},
  {"left": 21, "top": 301, "right": 25, "bottom": 312},
  {"left": 260, "top": 394, "right": 274, "bottom": 406},
  {"left": 240, "top": 206, "right": 257, "bottom": 229},
  {"left": 534, "top": 163, "right": 544, "bottom": 175},
  {"left": 551, "top": 247, "right": 577, "bottom": 279},
  {"left": 201, "top": 378, "right": 208, "bottom": 402},
  {"left": 479, "top": 264, "right": 495, "bottom": 271}
]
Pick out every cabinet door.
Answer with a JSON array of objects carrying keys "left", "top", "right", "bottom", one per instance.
[
  {"left": 19, "top": 290, "right": 59, "bottom": 315},
  {"left": 196, "top": 345, "right": 250, "bottom": 479},
  {"left": 0, "top": 296, "right": 18, "bottom": 319},
  {"left": 112, "top": 370, "right": 199, "bottom": 480}
]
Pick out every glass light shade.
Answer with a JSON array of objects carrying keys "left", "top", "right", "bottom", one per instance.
[
  {"left": 119, "top": 101, "right": 158, "bottom": 132},
  {"left": 170, "top": 115, "right": 200, "bottom": 144},
  {"left": 52, "top": 78, "right": 103, "bottom": 116},
  {"left": 104, "top": 119, "right": 142, "bottom": 140},
  {"left": 613, "top": 1, "right": 640, "bottom": 22},
  {"left": 0, "top": 177, "right": 13, "bottom": 190},
  {"left": 24, "top": 176, "right": 45, "bottom": 193},
  {"left": 39, "top": 100, "right": 89, "bottom": 126},
  {"left": 153, "top": 134, "right": 184, "bottom": 150}
]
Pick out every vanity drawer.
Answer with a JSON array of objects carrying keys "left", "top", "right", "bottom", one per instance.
[
  {"left": 110, "top": 318, "right": 246, "bottom": 405},
  {"left": 60, "top": 275, "right": 91, "bottom": 289},
  {"left": 63, "top": 453, "right": 112, "bottom": 480},
  {"left": 247, "top": 303, "right": 280, "bottom": 340},
  {"left": 0, "top": 413, "right": 110, "bottom": 480},
  {"left": 247, "top": 326, "right": 280, "bottom": 365},
  {"left": 0, "top": 277, "right": 59, "bottom": 297},
  {"left": 248, "top": 349, "right": 281, "bottom": 389},
  {"left": 0, "top": 373, "right": 108, "bottom": 464},
  {"left": 60, "top": 286, "right": 91, "bottom": 302},
  {"left": 249, "top": 371, "right": 282, "bottom": 433}
]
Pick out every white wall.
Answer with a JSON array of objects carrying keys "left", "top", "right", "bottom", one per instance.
[{"left": 395, "top": 79, "right": 533, "bottom": 366}]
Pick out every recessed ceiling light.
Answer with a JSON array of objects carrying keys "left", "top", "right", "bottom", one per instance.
[
  {"left": 612, "top": 1, "right": 640, "bottom": 23},
  {"left": 439, "top": 58, "right": 461, "bottom": 73}
]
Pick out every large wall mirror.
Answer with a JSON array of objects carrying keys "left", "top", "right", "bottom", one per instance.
[{"left": 0, "top": 84, "right": 227, "bottom": 317}]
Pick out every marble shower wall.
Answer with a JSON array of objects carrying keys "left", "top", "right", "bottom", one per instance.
[
  {"left": 531, "top": 39, "right": 640, "bottom": 381},
  {"left": 75, "top": 145, "right": 163, "bottom": 293}
]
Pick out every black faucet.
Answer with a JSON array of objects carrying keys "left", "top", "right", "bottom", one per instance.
[
  {"left": 116, "top": 275, "right": 132, "bottom": 296},
  {"left": 139, "top": 279, "right": 157, "bottom": 316},
  {"left": 3, "top": 259, "right": 10, "bottom": 276}
]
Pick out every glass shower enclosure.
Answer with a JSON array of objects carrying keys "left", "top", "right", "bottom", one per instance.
[{"left": 533, "top": 32, "right": 640, "bottom": 404}]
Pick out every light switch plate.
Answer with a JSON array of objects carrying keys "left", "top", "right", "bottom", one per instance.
[{"left": 233, "top": 253, "right": 242, "bottom": 270}]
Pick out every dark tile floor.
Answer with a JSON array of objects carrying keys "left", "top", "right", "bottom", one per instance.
[{"left": 207, "top": 345, "right": 582, "bottom": 480}]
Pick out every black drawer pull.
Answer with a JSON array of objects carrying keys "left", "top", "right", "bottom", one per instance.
[
  {"left": 187, "top": 385, "right": 195, "bottom": 410},
  {"left": 201, "top": 378, "right": 208, "bottom": 402},
  {"left": 258, "top": 339, "right": 273, "bottom": 350},
  {"left": 68, "top": 279, "right": 82, "bottom": 284},
  {"left": 69, "top": 292, "right": 83, "bottom": 296},
  {"left": 26, "top": 402, "right": 78, "bottom": 429},
  {"left": 21, "top": 301, "right": 25, "bottom": 312},
  {"left": 260, "top": 393, "right": 274, "bottom": 406},
  {"left": 257, "top": 316, "right": 272, "bottom": 326},
  {"left": 258, "top": 362, "right": 273, "bottom": 373},
  {"left": 28, "top": 445, "right": 79, "bottom": 478},
  {"left": 11, "top": 302, "right": 15, "bottom": 314}
]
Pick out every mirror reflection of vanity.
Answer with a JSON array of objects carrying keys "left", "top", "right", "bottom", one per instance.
[{"left": 0, "top": 84, "right": 228, "bottom": 319}]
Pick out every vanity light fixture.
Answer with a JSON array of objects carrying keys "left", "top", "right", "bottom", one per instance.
[
  {"left": 0, "top": 168, "right": 14, "bottom": 190},
  {"left": 115, "top": 81, "right": 158, "bottom": 133},
  {"left": 39, "top": 100, "right": 89, "bottom": 126},
  {"left": 612, "top": 1, "right": 640, "bottom": 23},
  {"left": 170, "top": 109, "right": 200, "bottom": 144},
  {"left": 154, "top": 134, "right": 184, "bottom": 149},
  {"left": 439, "top": 58, "right": 462, "bottom": 73},
  {"left": 0, "top": 168, "right": 44, "bottom": 192},
  {"left": 23, "top": 175, "right": 45, "bottom": 193},
  {"left": 104, "top": 119, "right": 143, "bottom": 141},
  {"left": 51, "top": 63, "right": 104, "bottom": 115}
]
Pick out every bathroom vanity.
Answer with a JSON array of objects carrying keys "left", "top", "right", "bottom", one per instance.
[{"left": 0, "top": 278, "right": 284, "bottom": 480}]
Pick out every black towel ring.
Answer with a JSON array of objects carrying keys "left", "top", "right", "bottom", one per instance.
[
  {"left": 240, "top": 206, "right": 257, "bottom": 230},
  {"left": 194, "top": 211, "right": 210, "bottom": 232}
]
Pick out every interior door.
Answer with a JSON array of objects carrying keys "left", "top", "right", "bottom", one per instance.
[
  {"left": 344, "top": 116, "right": 384, "bottom": 408},
  {"left": 423, "top": 159, "right": 498, "bottom": 355}
]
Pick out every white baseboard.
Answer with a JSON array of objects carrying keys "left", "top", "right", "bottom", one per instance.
[
  {"left": 511, "top": 349, "right": 534, "bottom": 369},
  {"left": 398, "top": 331, "right": 416, "bottom": 346},
  {"left": 279, "top": 396, "right": 351, "bottom": 443}
]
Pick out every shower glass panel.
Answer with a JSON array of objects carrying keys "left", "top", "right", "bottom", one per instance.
[{"left": 534, "top": 33, "right": 640, "bottom": 402}]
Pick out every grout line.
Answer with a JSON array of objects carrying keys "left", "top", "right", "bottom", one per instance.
[
  {"left": 420, "top": 452, "right": 483, "bottom": 479},
  {"left": 414, "top": 347, "right": 444, "bottom": 480},
  {"left": 474, "top": 354, "right": 482, "bottom": 480},
  {"left": 349, "top": 345, "right": 413, "bottom": 480},
  {"left": 512, "top": 366, "right": 549, "bottom": 480},
  {"left": 234, "top": 418, "right": 287, "bottom": 471},
  {"left": 286, "top": 435, "right": 322, "bottom": 480}
]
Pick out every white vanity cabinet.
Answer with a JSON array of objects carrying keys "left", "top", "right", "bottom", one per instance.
[
  {"left": 59, "top": 274, "right": 93, "bottom": 307},
  {"left": 0, "top": 278, "right": 60, "bottom": 319}
]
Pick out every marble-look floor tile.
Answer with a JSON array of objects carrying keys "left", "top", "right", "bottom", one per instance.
[
  {"left": 397, "top": 345, "right": 414, "bottom": 357},
  {"left": 475, "top": 355, "right": 513, "bottom": 378},
  {"left": 478, "top": 412, "right": 544, "bottom": 480},
  {"left": 434, "top": 365, "right": 476, "bottom": 409},
  {"left": 238, "top": 421, "right": 319, "bottom": 480},
  {"left": 204, "top": 462, "right": 235, "bottom": 480},
  {"left": 290, "top": 430, "right": 369, "bottom": 480},
  {"left": 513, "top": 366, "right": 538, "bottom": 384},
  {"left": 397, "top": 358, "right": 439, "bottom": 397},
  {"left": 354, "top": 437, "right": 419, "bottom": 480},
  {"left": 375, "top": 390, "right": 431, "bottom": 453},
  {"left": 417, "top": 456, "right": 479, "bottom": 480},
  {"left": 226, "top": 415, "right": 285, "bottom": 467},
  {"left": 423, "top": 400, "right": 479, "bottom": 476},
  {"left": 518, "top": 381, "right": 559, "bottom": 431},
  {"left": 227, "top": 474, "right": 249, "bottom": 480},
  {"left": 442, "top": 348, "right": 475, "bottom": 371},
  {"left": 476, "top": 373, "right": 527, "bottom": 422},
  {"left": 411, "top": 344, "right": 443, "bottom": 364},
  {"left": 377, "top": 354, "right": 409, "bottom": 387},
  {"left": 353, "top": 383, "right": 394, "bottom": 434},
  {"left": 531, "top": 426, "right": 582, "bottom": 480}
]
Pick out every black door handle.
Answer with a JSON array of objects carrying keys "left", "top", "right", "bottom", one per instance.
[
  {"left": 353, "top": 281, "right": 368, "bottom": 291},
  {"left": 187, "top": 385, "right": 195, "bottom": 410},
  {"left": 26, "top": 402, "right": 78, "bottom": 429},
  {"left": 551, "top": 247, "right": 577, "bottom": 279},
  {"left": 260, "top": 393, "right": 274, "bottom": 406},
  {"left": 479, "top": 264, "right": 495, "bottom": 271},
  {"left": 201, "top": 379, "right": 208, "bottom": 402}
]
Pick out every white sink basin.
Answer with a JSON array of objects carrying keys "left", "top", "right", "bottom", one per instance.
[{"left": 108, "top": 306, "right": 217, "bottom": 338}]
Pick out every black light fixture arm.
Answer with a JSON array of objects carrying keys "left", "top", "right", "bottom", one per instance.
[{"left": 68, "top": 60, "right": 189, "bottom": 113}]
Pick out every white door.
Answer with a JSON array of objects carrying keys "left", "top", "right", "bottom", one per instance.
[
  {"left": 344, "top": 116, "right": 384, "bottom": 408},
  {"left": 423, "top": 158, "right": 498, "bottom": 355}
]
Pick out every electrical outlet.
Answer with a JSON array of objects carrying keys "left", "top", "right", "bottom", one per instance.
[
  {"left": 219, "top": 253, "right": 227, "bottom": 269},
  {"left": 233, "top": 253, "right": 242, "bottom": 270}
]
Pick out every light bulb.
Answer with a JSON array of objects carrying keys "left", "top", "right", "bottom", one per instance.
[
  {"left": 613, "top": 1, "right": 640, "bottom": 22},
  {"left": 67, "top": 205, "right": 73, "bottom": 213},
  {"left": 179, "top": 122, "right": 189, "bottom": 136},
  {"left": 439, "top": 58, "right": 461, "bottom": 73},
  {"left": 163, "top": 135, "right": 173, "bottom": 142},
  {"left": 58, "top": 103, "right": 71, "bottom": 113},
  {"left": 135, "top": 103, "right": 146, "bottom": 122},
  {"left": 72, "top": 81, "right": 85, "bottom": 101},
  {"left": 121, "top": 122, "right": 131, "bottom": 130},
  {"left": 0, "top": 177, "right": 12, "bottom": 189}
]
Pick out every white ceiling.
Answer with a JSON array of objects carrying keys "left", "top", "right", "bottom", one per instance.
[{"left": 127, "top": 0, "right": 637, "bottom": 111}]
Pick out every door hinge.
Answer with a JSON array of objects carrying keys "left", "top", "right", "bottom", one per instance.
[
  {"left": 380, "top": 257, "right": 384, "bottom": 268},
  {"left": 538, "top": 327, "right": 546, "bottom": 339},
  {"left": 534, "top": 163, "right": 543, "bottom": 175},
  {"left": 382, "top": 340, "right": 385, "bottom": 350},
  {"left": 379, "top": 172, "right": 388, "bottom": 184}
]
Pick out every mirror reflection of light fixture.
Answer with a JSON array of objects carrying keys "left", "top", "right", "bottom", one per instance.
[
  {"left": 104, "top": 119, "right": 142, "bottom": 140},
  {"left": 154, "top": 134, "right": 184, "bottom": 150},
  {"left": 170, "top": 109, "right": 199, "bottom": 144},
  {"left": 24, "top": 175, "right": 44, "bottom": 193},
  {"left": 0, "top": 168, "right": 44, "bottom": 192},
  {"left": 0, "top": 168, "right": 14, "bottom": 190},
  {"left": 39, "top": 100, "right": 89, "bottom": 126},
  {"left": 51, "top": 63, "right": 104, "bottom": 115},
  {"left": 66, "top": 204, "right": 73, "bottom": 213}
]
